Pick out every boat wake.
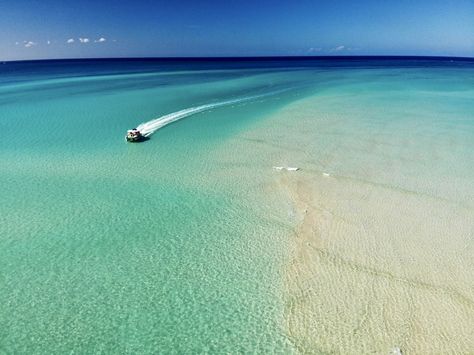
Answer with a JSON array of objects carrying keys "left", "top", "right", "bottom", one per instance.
[{"left": 136, "top": 90, "right": 285, "bottom": 138}]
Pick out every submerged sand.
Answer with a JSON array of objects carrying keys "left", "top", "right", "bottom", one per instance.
[
  {"left": 218, "top": 90, "right": 474, "bottom": 353},
  {"left": 281, "top": 170, "right": 474, "bottom": 354}
]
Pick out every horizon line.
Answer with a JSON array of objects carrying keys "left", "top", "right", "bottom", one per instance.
[{"left": 3, "top": 54, "right": 474, "bottom": 64}]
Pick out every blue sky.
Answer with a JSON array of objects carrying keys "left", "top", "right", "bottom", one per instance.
[{"left": 1, "top": 0, "right": 473, "bottom": 61}]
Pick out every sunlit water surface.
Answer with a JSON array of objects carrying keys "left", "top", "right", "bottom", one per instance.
[{"left": 0, "top": 58, "right": 473, "bottom": 353}]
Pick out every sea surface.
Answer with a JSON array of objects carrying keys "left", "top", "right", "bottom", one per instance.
[{"left": 0, "top": 57, "right": 473, "bottom": 353}]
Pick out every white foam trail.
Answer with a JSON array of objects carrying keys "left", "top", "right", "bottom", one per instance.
[{"left": 135, "top": 90, "right": 285, "bottom": 137}]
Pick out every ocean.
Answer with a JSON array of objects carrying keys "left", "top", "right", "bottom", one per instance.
[{"left": 0, "top": 57, "right": 473, "bottom": 353}]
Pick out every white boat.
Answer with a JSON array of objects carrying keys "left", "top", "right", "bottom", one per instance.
[{"left": 125, "top": 128, "right": 145, "bottom": 142}]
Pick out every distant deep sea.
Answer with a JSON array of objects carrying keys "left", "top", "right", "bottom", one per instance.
[{"left": 0, "top": 57, "right": 473, "bottom": 353}]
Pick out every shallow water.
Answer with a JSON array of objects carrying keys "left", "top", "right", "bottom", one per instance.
[
  {"left": 225, "top": 64, "right": 474, "bottom": 353},
  {"left": 0, "top": 58, "right": 473, "bottom": 353}
]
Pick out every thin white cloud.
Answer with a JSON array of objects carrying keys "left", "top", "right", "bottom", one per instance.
[
  {"left": 79, "top": 38, "right": 90, "bottom": 43},
  {"left": 95, "top": 37, "right": 106, "bottom": 43},
  {"left": 333, "top": 45, "right": 345, "bottom": 51},
  {"left": 67, "top": 38, "right": 75, "bottom": 44},
  {"left": 307, "top": 47, "right": 322, "bottom": 53},
  {"left": 24, "top": 41, "right": 37, "bottom": 48},
  {"left": 15, "top": 41, "right": 20, "bottom": 45},
  {"left": 47, "top": 40, "right": 51, "bottom": 45}
]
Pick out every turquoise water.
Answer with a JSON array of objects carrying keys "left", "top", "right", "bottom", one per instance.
[{"left": 1, "top": 58, "right": 473, "bottom": 353}]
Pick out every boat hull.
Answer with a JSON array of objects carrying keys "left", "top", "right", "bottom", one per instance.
[{"left": 126, "top": 135, "right": 146, "bottom": 142}]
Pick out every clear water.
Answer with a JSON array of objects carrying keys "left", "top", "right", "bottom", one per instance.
[
  {"left": 232, "top": 63, "right": 474, "bottom": 353},
  {"left": 0, "top": 58, "right": 473, "bottom": 353}
]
